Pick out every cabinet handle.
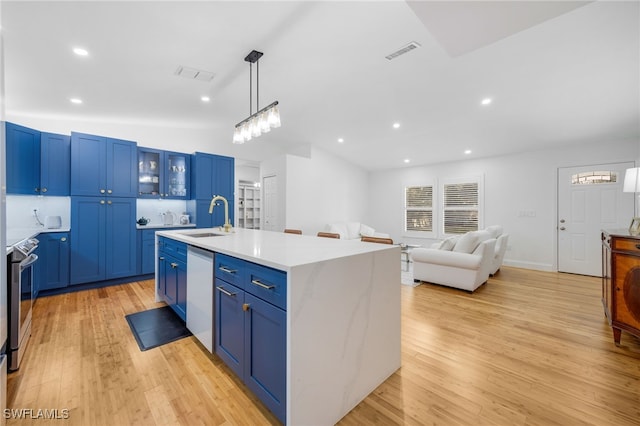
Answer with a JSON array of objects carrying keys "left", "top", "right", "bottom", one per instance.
[
  {"left": 107, "top": 200, "right": 112, "bottom": 205},
  {"left": 41, "top": 187, "right": 47, "bottom": 193},
  {"left": 251, "top": 279, "right": 275, "bottom": 290},
  {"left": 216, "top": 286, "right": 237, "bottom": 297},
  {"left": 170, "top": 262, "right": 178, "bottom": 268},
  {"left": 34, "top": 187, "right": 39, "bottom": 192},
  {"left": 219, "top": 266, "right": 237, "bottom": 274},
  {"left": 242, "top": 303, "right": 250, "bottom": 312},
  {"left": 100, "top": 200, "right": 105, "bottom": 205},
  {"left": 60, "top": 237, "right": 67, "bottom": 242},
  {"left": 107, "top": 189, "right": 112, "bottom": 194},
  {"left": 100, "top": 189, "right": 106, "bottom": 194},
  {"left": 159, "top": 256, "right": 165, "bottom": 261}
]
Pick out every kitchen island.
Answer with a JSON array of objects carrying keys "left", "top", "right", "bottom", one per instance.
[{"left": 155, "top": 227, "right": 401, "bottom": 425}]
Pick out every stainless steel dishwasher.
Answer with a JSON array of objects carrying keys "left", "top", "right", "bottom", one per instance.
[{"left": 186, "top": 246, "right": 214, "bottom": 352}]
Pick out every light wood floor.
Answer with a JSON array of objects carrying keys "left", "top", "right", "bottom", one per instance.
[{"left": 7, "top": 267, "right": 640, "bottom": 425}]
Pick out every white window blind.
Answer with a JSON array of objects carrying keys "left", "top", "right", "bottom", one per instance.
[
  {"left": 405, "top": 186, "right": 433, "bottom": 232},
  {"left": 443, "top": 182, "right": 478, "bottom": 234}
]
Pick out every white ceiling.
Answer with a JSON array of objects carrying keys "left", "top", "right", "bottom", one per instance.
[{"left": 2, "top": 1, "right": 639, "bottom": 171}]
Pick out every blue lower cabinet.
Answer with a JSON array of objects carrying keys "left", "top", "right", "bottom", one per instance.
[
  {"left": 37, "top": 233, "right": 70, "bottom": 292},
  {"left": 215, "top": 280, "right": 245, "bottom": 378},
  {"left": 215, "top": 254, "right": 286, "bottom": 423},
  {"left": 157, "top": 237, "right": 187, "bottom": 321},
  {"left": 139, "top": 230, "right": 156, "bottom": 275},
  {"left": 244, "top": 293, "right": 286, "bottom": 422}
]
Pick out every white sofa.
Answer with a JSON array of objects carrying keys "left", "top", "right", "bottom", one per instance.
[
  {"left": 411, "top": 230, "right": 496, "bottom": 292},
  {"left": 485, "top": 225, "right": 509, "bottom": 275},
  {"left": 326, "top": 222, "right": 390, "bottom": 240}
]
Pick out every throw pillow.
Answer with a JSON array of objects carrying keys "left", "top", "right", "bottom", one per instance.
[
  {"left": 485, "top": 225, "right": 503, "bottom": 239},
  {"left": 452, "top": 231, "right": 480, "bottom": 254},
  {"left": 360, "top": 224, "right": 376, "bottom": 237},
  {"left": 438, "top": 236, "right": 458, "bottom": 251}
]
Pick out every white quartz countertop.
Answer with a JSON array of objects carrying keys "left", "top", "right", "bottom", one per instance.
[{"left": 156, "top": 227, "right": 398, "bottom": 271}]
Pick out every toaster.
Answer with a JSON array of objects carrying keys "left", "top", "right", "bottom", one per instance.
[{"left": 44, "top": 215, "right": 62, "bottom": 229}]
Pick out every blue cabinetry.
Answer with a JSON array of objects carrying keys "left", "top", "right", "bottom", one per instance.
[
  {"left": 5, "top": 123, "right": 70, "bottom": 195},
  {"left": 157, "top": 237, "right": 187, "bottom": 321},
  {"left": 36, "top": 232, "right": 70, "bottom": 293},
  {"left": 214, "top": 253, "right": 286, "bottom": 423},
  {"left": 71, "top": 132, "right": 137, "bottom": 197},
  {"left": 138, "top": 148, "right": 190, "bottom": 199},
  {"left": 191, "top": 152, "right": 234, "bottom": 227},
  {"left": 70, "top": 197, "right": 136, "bottom": 284},
  {"left": 6, "top": 122, "right": 40, "bottom": 194}
]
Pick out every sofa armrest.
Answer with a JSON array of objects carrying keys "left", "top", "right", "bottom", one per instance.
[{"left": 410, "top": 248, "right": 483, "bottom": 270}]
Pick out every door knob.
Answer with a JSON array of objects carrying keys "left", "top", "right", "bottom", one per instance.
[
  {"left": 560, "top": 219, "right": 565, "bottom": 223},
  {"left": 560, "top": 226, "right": 566, "bottom": 231}
]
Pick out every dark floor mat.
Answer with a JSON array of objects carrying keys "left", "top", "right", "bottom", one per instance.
[{"left": 125, "top": 306, "right": 192, "bottom": 351}]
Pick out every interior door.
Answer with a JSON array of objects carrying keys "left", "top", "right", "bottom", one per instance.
[
  {"left": 262, "top": 175, "right": 278, "bottom": 231},
  {"left": 558, "top": 162, "right": 634, "bottom": 276}
]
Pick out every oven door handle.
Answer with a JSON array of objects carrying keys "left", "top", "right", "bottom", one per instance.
[{"left": 19, "top": 254, "right": 38, "bottom": 271}]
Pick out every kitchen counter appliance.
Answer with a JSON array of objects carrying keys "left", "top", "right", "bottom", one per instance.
[{"left": 7, "top": 237, "right": 38, "bottom": 371}]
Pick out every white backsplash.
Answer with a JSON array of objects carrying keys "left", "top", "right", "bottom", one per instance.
[
  {"left": 7, "top": 195, "right": 71, "bottom": 229},
  {"left": 137, "top": 199, "right": 192, "bottom": 226}
]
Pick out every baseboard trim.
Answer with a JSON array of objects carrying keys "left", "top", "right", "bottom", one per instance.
[{"left": 38, "top": 274, "right": 155, "bottom": 298}]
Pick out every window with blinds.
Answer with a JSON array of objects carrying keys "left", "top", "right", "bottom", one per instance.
[
  {"left": 405, "top": 186, "right": 433, "bottom": 232},
  {"left": 443, "top": 182, "right": 478, "bottom": 234}
]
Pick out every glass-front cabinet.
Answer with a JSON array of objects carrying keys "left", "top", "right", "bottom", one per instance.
[{"left": 138, "top": 148, "right": 190, "bottom": 199}]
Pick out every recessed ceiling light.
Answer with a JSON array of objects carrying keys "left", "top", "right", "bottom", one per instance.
[
  {"left": 481, "top": 98, "right": 492, "bottom": 106},
  {"left": 73, "top": 47, "right": 88, "bottom": 56},
  {"left": 338, "top": 138, "right": 344, "bottom": 143},
  {"left": 464, "top": 149, "right": 472, "bottom": 154},
  {"left": 403, "top": 158, "right": 410, "bottom": 163},
  {"left": 393, "top": 123, "right": 400, "bottom": 129},
  {"left": 201, "top": 96, "right": 210, "bottom": 102},
  {"left": 70, "top": 98, "right": 83, "bottom": 104}
]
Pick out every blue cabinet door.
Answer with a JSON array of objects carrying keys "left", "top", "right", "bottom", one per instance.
[
  {"left": 6, "top": 122, "right": 41, "bottom": 194},
  {"left": 192, "top": 152, "right": 215, "bottom": 200},
  {"left": 157, "top": 251, "right": 167, "bottom": 299},
  {"left": 71, "top": 133, "right": 137, "bottom": 197},
  {"left": 163, "top": 256, "right": 178, "bottom": 306},
  {"left": 71, "top": 132, "right": 107, "bottom": 196},
  {"left": 38, "top": 232, "right": 70, "bottom": 291},
  {"left": 175, "top": 257, "right": 187, "bottom": 321},
  {"left": 195, "top": 199, "right": 214, "bottom": 228},
  {"left": 107, "top": 137, "right": 138, "bottom": 197},
  {"left": 215, "top": 279, "right": 245, "bottom": 379},
  {"left": 70, "top": 197, "right": 107, "bottom": 284},
  {"left": 140, "top": 230, "right": 156, "bottom": 275},
  {"left": 105, "top": 198, "right": 137, "bottom": 279},
  {"left": 40, "top": 132, "right": 70, "bottom": 196},
  {"left": 245, "top": 293, "right": 287, "bottom": 423},
  {"left": 164, "top": 151, "right": 190, "bottom": 199}
]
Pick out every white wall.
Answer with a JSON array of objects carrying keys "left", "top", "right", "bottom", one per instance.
[
  {"left": 285, "top": 147, "right": 368, "bottom": 235},
  {"left": 260, "top": 147, "right": 369, "bottom": 235},
  {"left": 368, "top": 138, "right": 639, "bottom": 271}
]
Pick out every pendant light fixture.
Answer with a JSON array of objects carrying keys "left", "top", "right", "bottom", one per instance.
[{"left": 233, "top": 50, "right": 281, "bottom": 144}]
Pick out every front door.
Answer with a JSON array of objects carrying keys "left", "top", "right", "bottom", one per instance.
[{"left": 557, "top": 162, "right": 634, "bottom": 276}]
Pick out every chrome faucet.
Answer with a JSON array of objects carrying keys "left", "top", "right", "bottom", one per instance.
[{"left": 209, "top": 195, "right": 232, "bottom": 232}]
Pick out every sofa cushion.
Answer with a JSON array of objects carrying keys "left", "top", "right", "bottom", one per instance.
[
  {"left": 438, "top": 236, "right": 459, "bottom": 251},
  {"left": 360, "top": 224, "right": 375, "bottom": 237},
  {"left": 411, "top": 248, "right": 483, "bottom": 270},
  {"left": 485, "top": 225, "right": 503, "bottom": 239},
  {"left": 452, "top": 231, "right": 481, "bottom": 253}
]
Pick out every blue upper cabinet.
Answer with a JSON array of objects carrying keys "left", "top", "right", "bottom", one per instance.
[
  {"left": 71, "top": 132, "right": 137, "bottom": 197},
  {"left": 5, "top": 123, "right": 70, "bottom": 195},
  {"left": 6, "top": 122, "right": 41, "bottom": 195},
  {"left": 192, "top": 152, "right": 235, "bottom": 226},
  {"left": 40, "top": 132, "right": 71, "bottom": 196},
  {"left": 138, "top": 147, "right": 190, "bottom": 199}
]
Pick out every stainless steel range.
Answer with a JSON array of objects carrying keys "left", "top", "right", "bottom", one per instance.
[{"left": 7, "top": 237, "right": 38, "bottom": 371}]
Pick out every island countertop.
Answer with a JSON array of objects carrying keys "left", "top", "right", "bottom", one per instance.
[{"left": 156, "top": 227, "right": 398, "bottom": 271}]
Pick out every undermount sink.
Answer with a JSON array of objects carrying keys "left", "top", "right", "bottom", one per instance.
[{"left": 182, "top": 232, "right": 226, "bottom": 238}]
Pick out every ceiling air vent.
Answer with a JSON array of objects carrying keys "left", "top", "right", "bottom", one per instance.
[
  {"left": 174, "top": 65, "right": 215, "bottom": 82},
  {"left": 385, "top": 41, "right": 421, "bottom": 60}
]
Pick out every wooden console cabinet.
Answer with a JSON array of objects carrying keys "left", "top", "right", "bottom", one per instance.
[{"left": 601, "top": 230, "right": 640, "bottom": 344}]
